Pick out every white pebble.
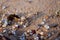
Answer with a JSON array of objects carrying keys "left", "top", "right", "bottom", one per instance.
[
  {"left": 43, "top": 19, "right": 46, "bottom": 21},
  {"left": 23, "top": 25, "right": 26, "bottom": 28},
  {"left": 34, "top": 37, "right": 39, "bottom": 40},
  {"left": 15, "top": 24, "right": 18, "bottom": 27},
  {"left": 44, "top": 25, "right": 50, "bottom": 29},
  {"left": 3, "top": 30, "right": 6, "bottom": 33},
  {"left": 2, "top": 6, "right": 6, "bottom": 9},
  {"left": 41, "top": 21, "right": 45, "bottom": 25}
]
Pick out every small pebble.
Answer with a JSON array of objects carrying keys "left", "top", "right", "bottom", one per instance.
[
  {"left": 2, "top": 5, "right": 9, "bottom": 10},
  {"left": 2, "top": 6, "right": 6, "bottom": 9},
  {"left": 43, "top": 19, "right": 46, "bottom": 22},
  {"left": 23, "top": 25, "right": 26, "bottom": 28},
  {"left": 41, "top": 21, "right": 45, "bottom": 25},
  {"left": 47, "top": 32, "right": 52, "bottom": 38},
  {"left": 44, "top": 24, "right": 50, "bottom": 29},
  {"left": 3, "top": 29, "right": 6, "bottom": 33},
  {"left": 34, "top": 36, "right": 39, "bottom": 40},
  {"left": 49, "top": 23, "right": 58, "bottom": 27},
  {"left": 14, "top": 24, "right": 18, "bottom": 28},
  {"left": 56, "top": 10, "right": 60, "bottom": 17},
  {"left": 21, "top": 16, "right": 26, "bottom": 21},
  {"left": 28, "top": 0, "right": 32, "bottom": 3},
  {"left": 40, "top": 32, "right": 44, "bottom": 36}
]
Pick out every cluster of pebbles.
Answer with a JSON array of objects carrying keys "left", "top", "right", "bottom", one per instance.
[
  {"left": 0, "top": 9, "right": 60, "bottom": 40},
  {"left": 0, "top": 0, "right": 60, "bottom": 40}
]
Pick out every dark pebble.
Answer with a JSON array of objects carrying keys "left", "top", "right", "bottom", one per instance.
[{"left": 49, "top": 23, "right": 58, "bottom": 27}]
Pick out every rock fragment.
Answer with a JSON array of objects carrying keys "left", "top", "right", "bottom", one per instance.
[{"left": 49, "top": 23, "right": 58, "bottom": 27}]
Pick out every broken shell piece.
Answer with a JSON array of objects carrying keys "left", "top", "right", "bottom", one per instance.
[{"left": 44, "top": 25, "right": 50, "bottom": 29}]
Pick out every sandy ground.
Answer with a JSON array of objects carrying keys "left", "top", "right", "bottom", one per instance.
[
  {"left": 0, "top": 0, "right": 60, "bottom": 40},
  {"left": 0, "top": 0, "right": 60, "bottom": 14}
]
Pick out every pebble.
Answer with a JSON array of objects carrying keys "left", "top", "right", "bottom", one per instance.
[
  {"left": 12, "top": 26, "right": 15, "bottom": 30},
  {"left": 33, "top": 34, "right": 42, "bottom": 40},
  {"left": 55, "top": 36, "right": 60, "bottom": 40},
  {"left": 43, "top": 19, "right": 46, "bottom": 22},
  {"left": 40, "top": 32, "right": 44, "bottom": 36},
  {"left": 11, "top": 30, "right": 16, "bottom": 35},
  {"left": 34, "top": 36, "right": 39, "bottom": 40},
  {"left": 49, "top": 23, "right": 58, "bottom": 27},
  {"left": 23, "top": 22, "right": 29, "bottom": 28},
  {"left": 38, "top": 24, "right": 43, "bottom": 26},
  {"left": 14, "top": 24, "right": 19, "bottom": 28},
  {"left": 38, "top": 24, "right": 43, "bottom": 28},
  {"left": 2, "top": 5, "right": 9, "bottom": 10},
  {"left": 0, "top": 34, "right": 3, "bottom": 36},
  {"left": 21, "top": 16, "right": 26, "bottom": 21},
  {"left": 23, "top": 25, "right": 26, "bottom": 28},
  {"left": 27, "top": 30, "right": 31, "bottom": 33},
  {"left": 28, "top": 0, "right": 33, "bottom": 3},
  {"left": 44, "top": 24, "right": 50, "bottom": 29},
  {"left": 56, "top": 10, "right": 60, "bottom": 17},
  {"left": 41, "top": 21, "right": 45, "bottom": 25},
  {"left": 24, "top": 32, "right": 27, "bottom": 36},
  {"left": 40, "top": 19, "right": 46, "bottom": 25},
  {"left": 19, "top": 22, "right": 23, "bottom": 25},
  {"left": 2, "top": 6, "right": 6, "bottom": 9},
  {"left": 40, "top": 36, "right": 44, "bottom": 39},
  {"left": 3, "top": 29, "right": 6, "bottom": 33},
  {"left": 47, "top": 32, "right": 52, "bottom": 38},
  {"left": 20, "top": 33, "right": 26, "bottom": 40}
]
